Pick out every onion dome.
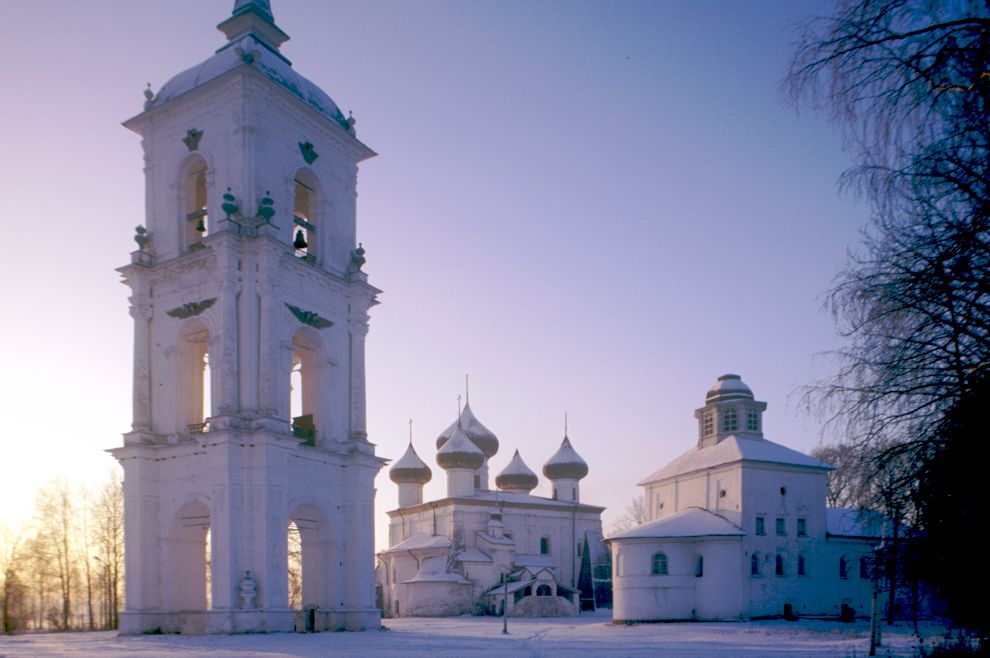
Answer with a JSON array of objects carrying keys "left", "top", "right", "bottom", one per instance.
[
  {"left": 495, "top": 450, "right": 539, "bottom": 493},
  {"left": 705, "top": 373, "right": 754, "bottom": 403},
  {"left": 436, "top": 403, "right": 499, "bottom": 458},
  {"left": 436, "top": 425, "right": 485, "bottom": 471},
  {"left": 389, "top": 443, "right": 432, "bottom": 485},
  {"left": 543, "top": 437, "right": 589, "bottom": 480}
]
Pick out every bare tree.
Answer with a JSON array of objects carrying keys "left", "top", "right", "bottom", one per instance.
[
  {"left": 91, "top": 471, "right": 123, "bottom": 630},
  {"left": 607, "top": 496, "right": 645, "bottom": 536},
  {"left": 1, "top": 524, "right": 29, "bottom": 633},
  {"left": 33, "top": 479, "right": 76, "bottom": 630}
]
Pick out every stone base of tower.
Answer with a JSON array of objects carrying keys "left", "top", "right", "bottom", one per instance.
[{"left": 118, "top": 607, "right": 382, "bottom": 634}]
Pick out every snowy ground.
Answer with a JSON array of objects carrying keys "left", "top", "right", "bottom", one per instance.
[{"left": 0, "top": 612, "right": 945, "bottom": 657}]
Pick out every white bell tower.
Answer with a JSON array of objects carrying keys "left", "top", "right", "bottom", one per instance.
[{"left": 111, "top": 0, "right": 384, "bottom": 634}]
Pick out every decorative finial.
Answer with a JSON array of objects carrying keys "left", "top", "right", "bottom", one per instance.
[
  {"left": 349, "top": 243, "right": 366, "bottom": 271},
  {"left": 134, "top": 225, "right": 150, "bottom": 251},
  {"left": 408, "top": 418, "right": 413, "bottom": 445},
  {"left": 347, "top": 110, "right": 356, "bottom": 132},
  {"left": 222, "top": 188, "right": 240, "bottom": 218},
  {"left": 564, "top": 412, "right": 568, "bottom": 437},
  {"left": 143, "top": 83, "right": 154, "bottom": 110},
  {"left": 257, "top": 191, "right": 275, "bottom": 222},
  {"left": 465, "top": 374, "right": 470, "bottom": 405},
  {"left": 457, "top": 394, "right": 462, "bottom": 417}
]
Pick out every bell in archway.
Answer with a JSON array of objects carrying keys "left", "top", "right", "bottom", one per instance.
[
  {"left": 195, "top": 216, "right": 206, "bottom": 233},
  {"left": 293, "top": 230, "right": 308, "bottom": 250}
]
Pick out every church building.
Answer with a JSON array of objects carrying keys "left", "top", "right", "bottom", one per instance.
[
  {"left": 377, "top": 401, "right": 608, "bottom": 617},
  {"left": 607, "top": 375, "right": 885, "bottom": 622},
  {"left": 110, "top": 1, "right": 384, "bottom": 634}
]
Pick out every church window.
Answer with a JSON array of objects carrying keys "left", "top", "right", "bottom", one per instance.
[
  {"left": 798, "top": 554, "right": 807, "bottom": 576},
  {"left": 722, "top": 408, "right": 738, "bottom": 432},
  {"left": 695, "top": 555, "right": 704, "bottom": 577},
  {"left": 751, "top": 553, "right": 760, "bottom": 576},
  {"left": 859, "top": 556, "right": 872, "bottom": 579},
  {"left": 775, "top": 553, "right": 785, "bottom": 576},
  {"left": 839, "top": 556, "right": 849, "bottom": 579},
  {"left": 290, "top": 329, "right": 326, "bottom": 445},
  {"left": 703, "top": 412, "right": 714, "bottom": 436},
  {"left": 652, "top": 553, "right": 668, "bottom": 576},
  {"left": 797, "top": 518, "right": 807, "bottom": 536},
  {"left": 747, "top": 409, "right": 759, "bottom": 431},
  {"left": 181, "top": 157, "right": 209, "bottom": 250},
  {"left": 776, "top": 517, "right": 786, "bottom": 536},
  {"left": 536, "top": 584, "right": 552, "bottom": 596},
  {"left": 755, "top": 516, "right": 766, "bottom": 535},
  {"left": 540, "top": 536, "right": 550, "bottom": 555}
]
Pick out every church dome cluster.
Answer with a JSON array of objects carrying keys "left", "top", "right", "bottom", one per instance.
[{"left": 392, "top": 391, "right": 590, "bottom": 504}]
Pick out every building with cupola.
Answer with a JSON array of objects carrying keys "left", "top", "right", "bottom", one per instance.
[
  {"left": 110, "top": 0, "right": 383, "bottom": 634},
  {"left": 377, "top": 400, "right": 608, "bottom": 617},
  {"left": 607, "top": 374, "right": 888, "bottom": 622}
]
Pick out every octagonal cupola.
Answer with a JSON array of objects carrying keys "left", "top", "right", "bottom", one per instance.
[
  {"left": 543, "top": 436, "right": 589, "bottom": 502},
  {"left": 390, "top": 440, "right": 432, "bottom": 507},
  {"left": 437, "top": 424, "right": 484, "bottom": 497},
  {"left": 694, "top": 373, "right": 767, "bottom": 448},
  {"left": 496, "top": 450, "right": 539, "bottom": 494}
]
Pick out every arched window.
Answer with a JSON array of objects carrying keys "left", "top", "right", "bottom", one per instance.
[
  {"left": 540, "top": 536, "right": 550, "bottom": 555},
  {"left": 695, "top": 554, "right": 704, "bottom": 578},
  {"left": 651, "top": 552, "right": 668, "bottom": 575},
  {"left": 798, "top": 554, "right": 807, "bottom": 576},
  {"left": 167, "top": 501, "right": 211, "bottom": 611},
  {"left": 722, "top": 407, "right": 738, "bottom": 432},
  {"left": 839, "top": 556, "right": 849, "bottom": 579},
  {"left": 293, "top": 169, "right": 321, "bottom": 263},
  {"left": 751, "top": 553, "right": 760, "bottom": 576},
  {"left": 775, "top": 553, "right": 785, "bottom": 576},
  {"left": 180, "top": 156, "right": 209, "bottom": 250},
  {"left": 287, "top": 505, "right": 332, "bottom": 613},
  {"left": 536, "top": 584, "right": 552, "bottom": 596},
  {"left": 859, "top": 556, "right": 872, "bottom": 579}
]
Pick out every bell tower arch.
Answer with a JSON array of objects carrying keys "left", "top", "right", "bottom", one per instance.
[{"left": 111, "top": 0, "right": 384, "bottom": 634}]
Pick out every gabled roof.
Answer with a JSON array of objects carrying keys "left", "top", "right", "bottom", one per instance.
[
  {"left": 380, "top": 533, "right": 450, "bottom": 553},
  {"left": 607, "top": 507, "right": 745, "bottom": 540},
  {"left": 638, "top": 435, "right": 830, "bottom": 485}
]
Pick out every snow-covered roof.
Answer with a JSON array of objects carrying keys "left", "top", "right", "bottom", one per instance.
[
  {"left": 402, "top": 571, "right": 472, "bottom": 585},
  {"left": 826, "top": 508, "right": 890, "bottom": 538},
  {"left": 706, "top": 373, "right": 754, "bottom": 403},
  {"left": 475, "top": 531, "right": 515, "bottom": 546},
  {"left": 455, "top": 548, "right": 492, "bottom": 563},
  {"left": 436, "top": 425, "right": 485, "bottom": 470},
  {"left": 382, "top": 533, "right": 451, "bottom": 553},
  {"left": 638, "top": 435, "right": 830, "bottom": 485},
  {"left": 607, "top": 507, "right": 745, "bottom": 540},
  {"left": 543, "top": 436, "right": 589, "bottom": 480}
]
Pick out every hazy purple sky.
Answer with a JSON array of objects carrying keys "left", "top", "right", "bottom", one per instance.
[{"left": 0, "top": 0, "right": 865, "bottom": 544}]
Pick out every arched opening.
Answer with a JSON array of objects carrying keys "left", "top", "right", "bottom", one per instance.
[
  {"left": 536, "top": 584, "right": 552, "bottom": 596},
  {"left": 180, "top": 156, "right": 209, "bottom": 250},
  {"left": 652, "top": 552, "right": 668, "bottom": 576},
  {"left": 177, "top": 321, "right": 211, "bottom": 434},
  {"left": 167, "top": 501, "right": 211, "bottom": 611},
  {"left": 287, "top": 504, "right": 332, "bottom": 615},
  {"left": 290, "top": 329, "right": 325, "bottom": 444},
  {"left": 293, "top": 169, "right": 321, "bottom": 263}
]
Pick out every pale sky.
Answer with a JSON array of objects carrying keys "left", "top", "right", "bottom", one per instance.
[{"left": 0, "top": 0, "right": 865, "bottom": 549}]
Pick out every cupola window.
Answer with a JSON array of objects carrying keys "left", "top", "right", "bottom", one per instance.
[
  {"left": 703, "top": 412, "right": 714, "bottom": 436},
  {"left": 722, "top": 407, "right": 738, "bottom": 432},
  {"left": 747, "top": 409, "right": 759, "bottom": 432}
]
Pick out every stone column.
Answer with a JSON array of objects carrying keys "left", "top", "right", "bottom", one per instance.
[
  {"left": 129, "top": 299, "right": 153, "bottom": 433},
  {"left": 348, "top": 313, "right": 370, "bottom": 442}
]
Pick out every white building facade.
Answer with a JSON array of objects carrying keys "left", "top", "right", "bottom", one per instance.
[
  {"left": 110, "top": 0, "right": 384, "bottom": 634},
  {"left": 608, "top": 375, "right": 882, "bottom": 622},
  {"left": 377, "top": 403, "right": 608, "bottom": 617}
]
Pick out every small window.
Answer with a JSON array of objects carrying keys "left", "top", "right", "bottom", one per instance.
[
  {"left": 695, "top": 555, "right": 704, "bottom": 578},
  {"left": 652, "top": 552, "right": 668, "bottom": 576},
  {"left": 576, "top": 542, "right": 583, "bottom": 557},
  {"left": 703, "top": 412, "right": 714, "bottom": 436},
  {"left": 798, "top": 554, "right": 807, "bottom": 576},
  {"left": 751, "top": 553, "right": 760, "bottom": 576},
  {"left": 859, "top": 556, "right": 872, "bottom": 580},
  {"left": 755, "top": 516, "right": 766, "bottom": 536},
  {"left": 839, "top": 556, "right": 848, "bottom": 579},
  {"left": 775, "top": 553, "right": 784, "bottom": 576},
  {"left": 722, "top": 408, "right": 738, "bottom": 432},
  {"left": 504, "top": 532, "right": 513, "bottom": 540},
  {"left": 540, "top": 536, "right": 550, "bottom": 555},
  {"left": 746, "top": 409, "right": 759, "bottom": 431},
  {"left": 797, "top": 518, "right": 807, "bottom": 537},
  {"left": 775, "top": 518, "right": 786, "bottom": 536}
]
